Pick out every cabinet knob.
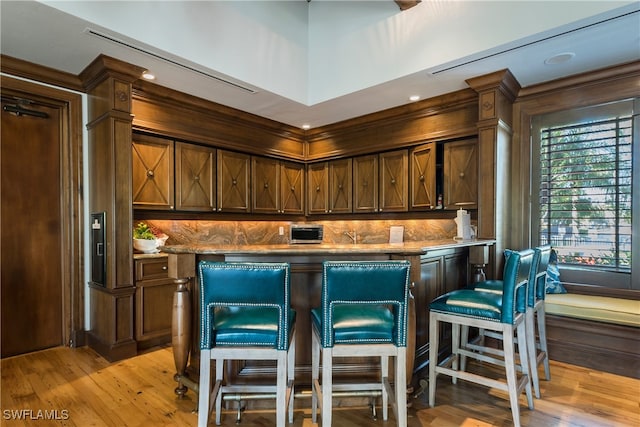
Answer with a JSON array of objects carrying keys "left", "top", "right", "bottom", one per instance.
[
  {"left": 232, "top": 179, "right": 237, "bottom": 185},
  {"left": 363, "top": 181, "right": 368, "bottom": 187},
  {"left": 290, "top": 186, "right": 296, "bottom": 192},
  {"left": 338, "top": 184, "right": 343, "bottom": 189},
  {"left": 194, "top": 175, "right": 200, "bottom": 181},
  {"left": 264, "top": 182, "right": 269, "bottom": 188},
  {"left": 316, "top": 186, "right": 320, "bottom": 192},
  {"left": 162, "top": 266, "right": 167, "bottom": 270},
  {"left": 419, "top": 175, "right": 425, "bottom": 182},
  {"left": 146, "top": 170, "right": 154, "bottom": 178},
  {"left": 459, "top": 172, "right": 465, "bottom": 178},
  {"left": 391, "top": 178, "right": 396, "bottom": 184}
]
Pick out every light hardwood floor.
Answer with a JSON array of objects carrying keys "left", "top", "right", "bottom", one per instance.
[{"left": 1, "top": 345, "right": 638, "bottom": 426}]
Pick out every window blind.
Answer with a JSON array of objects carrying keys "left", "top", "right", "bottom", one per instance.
[{"left": 539, "top": 115, "right": 632, "bottom": 270}]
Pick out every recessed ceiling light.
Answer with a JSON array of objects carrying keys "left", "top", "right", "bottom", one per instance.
[
  {"left": 544, "top": 52, "right": 575, "bottom": 65},
  {"left": 409, "top": 95, "right": 420, "bottom": 102},
  {"left": 142, "top": 71, "right": 156, "bottom": 80},
  {"left": 302, "top": 124, "right": 311, "bottom": 130}
]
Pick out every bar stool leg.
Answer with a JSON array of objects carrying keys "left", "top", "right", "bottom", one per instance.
[
  {"left": 428, "top": 313, "right": 439, "bottom": 408},
  {"left": 198, "top": 350, "right": 211, "bottom": 427},
  {"left": 396, "top": 347, "right": 407, "bottom": 427},
  {"left": 311, "top": 331, "right": 320, "bottom": 423},
  {"left": 322, "top": 347, "right": 333, "bottom": 427},
  {"left": 215, "top": 359, "right": 224, "bottom": 425},
  {"left": 502, "top": 327, "right": 522, "bottom": 427},
  {"left": 381, "top": 355, "right": 389, "bottom": 420},
  {"left": 525, "top": 308, "right": 541, "bottom": 398},
  {"left": 537, "top": 307, "right": 551, "bottom": 380}
]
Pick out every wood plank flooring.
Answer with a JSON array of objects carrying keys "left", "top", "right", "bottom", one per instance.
[{"left": 1, "top": 345, "right": 639, "bottom": 426}]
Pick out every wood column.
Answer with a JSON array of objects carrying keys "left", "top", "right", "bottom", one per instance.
[
  {"left": 81, "top": 55, "right": 146, "bottom": 361},
  {"left": 466, "top": 70, "right": 520, "bottom": 278}
]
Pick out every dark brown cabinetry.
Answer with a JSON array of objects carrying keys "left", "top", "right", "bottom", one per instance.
[
  {"left": 306, "top": 159, "right": 352, "bottom": 214},
  {"left": 413, "top": 248, "right": 468, "bottom": 373},
  {"left": 175, "top": 142, "right": 216, "bottom": 211},
  {"left": 134, "top": 257, "right": 174, "bottom": 349},
  {"left": 443, "top": 138, "right": 478, "bottom": 209},
  {"left": 252, "top": 157, "right": 305, "bottom": 214},
  {"left": 217, "top": 150, "right": 251, "bottom": 213},
  {"left": 353, "top": 154, "right": 379, "bottom": 213},
  {"left": 379, "top": 149, "right": 408, "bottom": 212},
  {"left": 410, "top": 143, "right": 436, "bottom": 210},
  {"left": 132, "top": 134, "right": 174, "bottom": 210}
]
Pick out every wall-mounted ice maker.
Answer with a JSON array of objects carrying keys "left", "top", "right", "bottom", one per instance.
[{"left": 90, "top": 212, "right": 106, "bottom": 287}]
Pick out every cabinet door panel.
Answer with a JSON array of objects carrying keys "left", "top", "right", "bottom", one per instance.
[
  {"left": 217, "top": 150, "right": 250, "bottom": 212},
  {"left": 329, "top": 158, "right": 352, "bottom": 213},
  {"left": 411, "top": 143, "right": 436, "bottom": 210},
  {"left": 175, "top": 142, "right": 215, "bottom": 211},
  {"left": 252, "top": 156, "right": 280, "bottom": 213},
  {"left": 307, "top": 162, "right": 328, "bottom": 214},
  {"left": 353, "top": 154, "right": 378, "bottom": 213},
  {"left": 379, "top": 150, "right": 408, "bottom": 212},
  {"left": 281, "top": 161, "right": 304, "bottom": 214},
  {"left": 132, "top": 135, "right": 174, "bottom": 210},
  {"left": 444, "top": 139, "right": 477, "bottom": 209}
]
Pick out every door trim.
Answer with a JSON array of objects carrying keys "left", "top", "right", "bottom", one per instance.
[{"left": 1, "top": 75, "right": 84, "bottom": 348}]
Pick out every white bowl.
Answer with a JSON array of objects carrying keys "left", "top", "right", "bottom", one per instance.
[{"left": 133, "top": 238, "right": 158, "bottom": 253}]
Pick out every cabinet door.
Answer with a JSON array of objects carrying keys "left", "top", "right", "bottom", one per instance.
[
  {"left": 252, "top": 156, "right": 280, "bottom": 214},
  {"left": 329, "top": 158, "right": 352, "bottom": 213},
  {"left": 175, "top": 142, "right": 215, "bottom": 211},
  {"left": 414, "top": 255, "right": 443, "bottom": 371},
  {"left": 307, "top": 162, "right": 329, "bottom": 214},
  {"left": 379, "top": 150, "right": 408, "bottom": 212},
  {"left": 134, "top": 258, "right": 173, "bottom": 346},
  {"left": 444, "top": 139, "right": 477, "bottom": 209},
  {"left": 281, "top": 161, "right": 305, "bottom": 215},
  {"left": 410, "top": 143, "right": 436, "bottom": 210},
  {"left": 217, "top": 150, "right": 250, "bottom": 213},
  {"left": 353, "top": 154, "right": 378, "bottom": 213},
  {"left": 132, "top": 134, "right": 174, "bottom": 210}
]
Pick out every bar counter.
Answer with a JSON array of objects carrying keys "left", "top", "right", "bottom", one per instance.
[{"left": 162, "top": 238, "right": 495, "bottom": 398}]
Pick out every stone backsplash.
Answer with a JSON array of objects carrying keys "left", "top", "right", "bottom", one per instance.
[{"left": 144, "top": 219, "right": 458, "bottom": 245}]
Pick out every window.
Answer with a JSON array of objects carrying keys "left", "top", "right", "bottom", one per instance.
[{"left": 532, "top": 100, "right": 634, "bottom": 277}]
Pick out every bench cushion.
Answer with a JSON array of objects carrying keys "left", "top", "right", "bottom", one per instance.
[{"left": 545, "top": 294, "right": 640, "bottom": 327}]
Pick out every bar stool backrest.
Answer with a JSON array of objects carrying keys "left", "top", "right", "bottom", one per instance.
[
  {"left": 198, "top": 261, "right": 291, "bottom": 351},
  {"left": 320, "top": 260, "right": 411, "bottom": 348},
  {"left": 501, "top": 249, "right": 534, "bottom": 324},
  {"left": 533, "top": 245, "right": 552, "bottom": 302}
]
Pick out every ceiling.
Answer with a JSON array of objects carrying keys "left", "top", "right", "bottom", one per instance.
[{"left": 1, "top": 1, "right": 639, "bottom": 129}]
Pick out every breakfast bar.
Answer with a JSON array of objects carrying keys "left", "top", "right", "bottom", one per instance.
[{"left": 162, "top": 239, "right": 495, "bottom": 397}]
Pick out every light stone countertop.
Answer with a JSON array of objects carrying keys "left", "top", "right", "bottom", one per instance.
[{"left": 159, "top": 238, "right": 495, "bottom": 256}]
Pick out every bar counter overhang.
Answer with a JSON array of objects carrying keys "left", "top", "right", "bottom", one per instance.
[{"left": 162, "top": 239, "right": 495, "bottom": 398}]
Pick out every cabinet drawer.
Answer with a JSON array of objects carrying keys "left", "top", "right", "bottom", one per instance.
[{"left": 135, "top": 258, "right": 169, "bottom": 281}]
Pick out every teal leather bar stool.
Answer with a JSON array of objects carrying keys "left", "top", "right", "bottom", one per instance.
[
  {"left": 197, "top": 261, "right": 296, "bottom": 427},
  {"left": 463, "top": 245, "right": 552, "bottom": 398},
  {"left": 311, "top": 260, "right": 411, "bottom": 427},
  {"left": 428, "top": 249, "right": 534, "bottom": 427}
]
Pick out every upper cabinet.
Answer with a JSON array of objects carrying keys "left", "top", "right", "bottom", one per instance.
[
  {"left": 217, "top": 150, "right": 251, "bottom": 213},
  {"left": 353, "top": 154, "right": 379, "bottom": 213},
  {"left": 306, "top": 158, "right": 352, "bottom": 214},
  {"left": 379, "top": 150, "right": 408, "bottom": 212},
  {"left": 175, "top": 142, "right": 216, "bottom": 211},
  {"left": 252, "top": 157, "right": 304, "bottom": 214},
  {"left": 443, "top": 138, "right": 478, "bottom": 209},
  {"left": 410, "top": 143, "right": 436, "bottom": 210},
  {"left": 132, "top": 134, "right": 174, "bottom": 210}
]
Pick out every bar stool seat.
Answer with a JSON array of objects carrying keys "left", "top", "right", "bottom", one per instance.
[
  {"left": 311, "top": 260, "right": 411, "bottom": 427},
  {"left": 197, "top": 261, "right": 296, "bottom": 427},
  {"left": 428, "top": 249, "right": 534, "bottom": 427}
]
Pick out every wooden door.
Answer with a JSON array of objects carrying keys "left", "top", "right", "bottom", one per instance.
[
  {"left": 444, "top": 138, "right": 478, "bottom": 209},
  {"left": 217, "top": 150, "right": 250, "bottom": 213},
  {"left": 132, "top": 134, "right": 174, "bottom": 210},
  {"left": 379, "top": 149, "right": 408, "bottom": 212},
  {"left": 353, "top": 154, "right": 378, "bottom": 213},
  {"left": 252, "top": 156, "right": 280, "bottom": 214},
  {"left": 280, "top": 161, "right": 304, "bottom": 215},
  {"left": 411, "top": 143, "right": 436, "bottom": 210},
  {"left": 307, "top": 162, "right": 329, "bottom": 214},
  {"left": 328, "top": 158, "right": 352, "bottom": 213},
  {"left": 175, "top": 142, "right": 215, "bottom": 211},
  {"left": 1, "top": 98, "right": 63, "bottom": 357}
]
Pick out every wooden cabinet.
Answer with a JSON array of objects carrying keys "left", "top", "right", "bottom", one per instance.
[
  {"left": 132, "top": 134, "right": 174, "bottom": 210},
  {"left": 353, "top": 154, "right": 379, "bottom": 213},
  {"left": 252, "top": 157, "right": 305, "bottom": 214},
  {"left": 379, "top": 149, "right": 408, "bottom": 212},
  {"left": 134, "top": 257, "right": 174, "bottom": 349},
  {"left": 443, "top": 138, "right": 477, "bottom": 209},
  {"left": 217, "top": 150, "right": 250, "bottom": 213},
  {"left": 410, "top": 143, "right": 436, "bottom": 210},
  {"left": 175, "top": 142, "right": 216, "bottom": 211},
  {"left": 413, "top": 248, "right": 469, "bottom": 373},
  {"left": 306, "top": 159, "right": 352, "bottom": 214}
]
